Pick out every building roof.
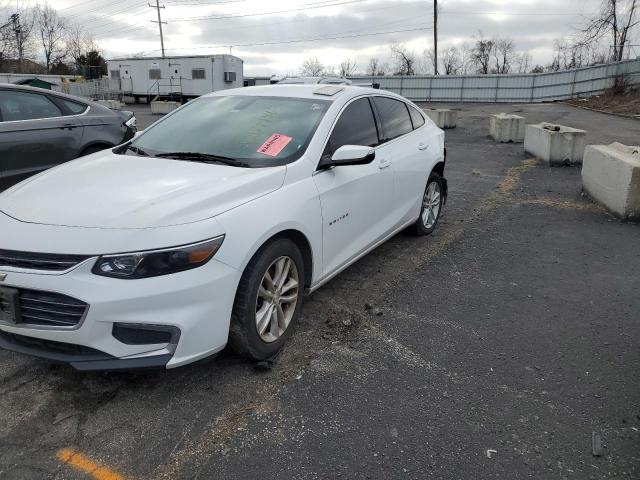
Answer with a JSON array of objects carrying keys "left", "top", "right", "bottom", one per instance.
[
  {"left": 107, "top": 54, "right": 243, "bottom": 62},
  {"left": 13, "top": 77, "right": 58, "bottom": 86}
]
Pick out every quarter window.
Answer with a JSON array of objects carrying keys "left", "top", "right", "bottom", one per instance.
[
  {"left": 0, "top": 90, "right": 62, "bottom": 121},
  {"left": 192, "top": 68, "right": 206, "bottom": 79},
  {"left": 323, "top": 98, "right": 379, "bottom": 159},
  {"left": 408, "top": 104, "right": 425, "bottom": 129},
  {"left": 373, "top": 96, "right": 413, "bottom": 142},
  {"left": 62, "top": 99, "right": 88, "bottom": 115}
]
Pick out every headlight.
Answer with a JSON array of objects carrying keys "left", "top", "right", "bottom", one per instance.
[{"left": 92, "top": 236, "right": 224, "bottom": 279}]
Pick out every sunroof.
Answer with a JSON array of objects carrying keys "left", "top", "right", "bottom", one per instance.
[{"left": 314, "top": 86, "right": 345, "bottom": 96}]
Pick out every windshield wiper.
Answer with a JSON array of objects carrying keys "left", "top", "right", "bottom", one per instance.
[
  {"left": 154, "top": 152, "right": 250, "bottom": 168},
  {"left": 123, "top": 144, "right": 150, "bottom": 156}
]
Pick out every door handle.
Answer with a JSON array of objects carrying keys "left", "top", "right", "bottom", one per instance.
[
  {"left": 379, "top": 158, "right": 392, "bottom": 169},
  {"left": 60, "top": 123, "right": 75, "bottom": 130},
  {"left": 418, "top": 142, "right": 428, "bottom": 151}
]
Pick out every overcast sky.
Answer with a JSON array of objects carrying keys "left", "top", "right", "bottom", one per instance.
[{"left": 9, "top": 0, "right": 633, "bottom": 75}]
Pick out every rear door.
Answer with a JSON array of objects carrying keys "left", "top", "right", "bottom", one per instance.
[
  {"left": 0, "top": 88, "right": 84, "bottom": 189},
  {"left": 372, "top": 96, "right": 430, "bottom": 228}
]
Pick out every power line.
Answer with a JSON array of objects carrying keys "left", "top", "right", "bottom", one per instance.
[
  {"left": 172, "top": 0, "right": 370, "bottom": 22},
  {"left": 137, "top": 24, "right": 432, "bottom": 55},
  {"left": 92, "top": 0, "right": 372, "bottom": 38}
]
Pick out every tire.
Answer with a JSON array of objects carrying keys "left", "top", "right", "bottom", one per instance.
[
  {"left": 80, "top": 145, "right": 110, "bottom": 157},
  {"left": 228, "top": 238, "right": 305, "bottom": 361},
  {"left": 413, "top": 172, "right": 445, "bottom": 236}
]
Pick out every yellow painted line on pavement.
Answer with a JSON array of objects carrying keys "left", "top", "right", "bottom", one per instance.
[{"left": 57, "top": 448, "right": 127, "bottom": 480}]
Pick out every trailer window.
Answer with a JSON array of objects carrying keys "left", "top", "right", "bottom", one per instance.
[
  {"left": 149, "top": 69, "right": 161, "bottom": 80},
  {"left": 192, "top": 68, "right": 206, "bottom": 80}
]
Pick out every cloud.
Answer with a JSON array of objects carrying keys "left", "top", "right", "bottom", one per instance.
[{"left": 34, "top": 0, "right": 625, "bottom": 74}]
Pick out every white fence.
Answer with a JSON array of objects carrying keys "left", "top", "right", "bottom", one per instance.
[{"left": 349, "top": 58, "right": 640, "bottom": 103}]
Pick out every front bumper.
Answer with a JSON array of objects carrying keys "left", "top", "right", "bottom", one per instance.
[{"left": 0, "top": 257, "right": 241, "bottom": 370}]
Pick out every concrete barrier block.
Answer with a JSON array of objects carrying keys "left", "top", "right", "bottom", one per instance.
[
  {"left": 582, "top": 143, "right": 640, "bottom": 220},
  {"left": 490, "top": 113, "right": 525, "bottom": 143},
  {"left": 424, "top": 108, "right": 456, "bottom": 129},
  {"left": 122, "top": 96, "right": 136, "bottom": 104},
  {"left": 96, "top": 99, "right": 123, "bottom": 110},
  {"left": 150, "top": 101, "right": 181, "bottom": 115},
  {"left": 524, "top": 122, "right": 587, "bottom": 166}
]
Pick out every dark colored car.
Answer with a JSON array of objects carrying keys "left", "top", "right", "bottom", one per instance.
[{"left": 0, "top": 84, "right": 136, "bottom": 191}]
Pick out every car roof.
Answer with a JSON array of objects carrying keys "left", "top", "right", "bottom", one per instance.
[
  {"left": 206, "top": 84, "right": 398, "bottom": 102},
  {"left": 0, "top": 82, "right": 89, "bottom": 104}
]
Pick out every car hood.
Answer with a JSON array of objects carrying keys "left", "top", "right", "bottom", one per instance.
[{"left": 0, "top": 151, "right": 286, "bottom": 229}]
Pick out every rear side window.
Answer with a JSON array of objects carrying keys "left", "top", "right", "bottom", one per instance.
[
  {"left": 0, "top": 90, "right": 62, "bottom": 121},
  {"left": 408, "top": 104, "right": 425, "bottom": 129},
  {"left": 324, "top": 98, "right": 379, "bottom": 158},
  {"left": 373, "top": 96, "right": 413, "bottom": 142},
  {"left": 63, "top": 99, "right": 87, "bottom": 114}
]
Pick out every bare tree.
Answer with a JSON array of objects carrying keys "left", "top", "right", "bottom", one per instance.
[
  {"left": 492, "top": 37, "right": 516, "bottom": 74},
  {"left": 35, "top": 2, "right": 67, "bottom": 72},
  {"left": 581, "top": 0, "right": 639, "bottom": 61},
  {"left": 366, "top": 57, "right": 387, "bottom": 75},
  {"left": 339, "top": 58, "right": 357, "bottom": 77},
  {"left": 423, "top": 47, "right": 436, "bottom": 74},
  {"left": 516, "top": 52, "right": 532, "bottom": 73},
  {"left": 440, "top": 46, "right": 461, "bottom": 75},
  {"left": 0, "top": 3, "right": 35, "bottom": 71},
  {"left": 471, "top": 34, "right": 494, "bottom": 74},
  {"left": 459, "top": 42, "right": 473, "bottom": 74},
  {"left": 300, "top": 56, "right": 325, "bottom": 76},
  {"left": 390, "top": 43, "right": 416, "bottom": 75}
]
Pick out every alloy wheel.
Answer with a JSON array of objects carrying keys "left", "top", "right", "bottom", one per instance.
[
  {"left": 254, "top": 256, "right": 299, "bottom": 343},
  {"left": 422, "top": 181, "right": 442, "bottom": 229}
]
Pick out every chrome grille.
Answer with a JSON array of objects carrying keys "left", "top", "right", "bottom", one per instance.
[
  {"left": 0, "top": 249, "right": 91, "bottom": 271},
  {"left": 17, "top": 289, "right": 88, "bottom": 328}
]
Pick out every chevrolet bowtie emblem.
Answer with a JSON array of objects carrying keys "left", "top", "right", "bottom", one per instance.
[{"left": 0, "top": 273, "right": 6, "bottom": 282}]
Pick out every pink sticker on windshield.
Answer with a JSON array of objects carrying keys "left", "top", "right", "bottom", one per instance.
[{"left": 257, "top": 133, "right": 293, "bottom": 157}]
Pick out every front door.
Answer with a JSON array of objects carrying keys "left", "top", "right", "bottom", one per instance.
[
  {"left": 0, "top": 89, "right": 83, "bottom": 189},
  {"left": 313, "top": 97, "right": 394, "bottom": 277}
]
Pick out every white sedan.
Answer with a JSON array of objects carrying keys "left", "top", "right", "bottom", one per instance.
[{"left": 0, "top": 85, "right": 446, "bottom": 370}]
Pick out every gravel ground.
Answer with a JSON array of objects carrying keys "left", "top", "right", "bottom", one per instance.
[{"left": 0, "top": 102, "right": 638, "bottom": 480}]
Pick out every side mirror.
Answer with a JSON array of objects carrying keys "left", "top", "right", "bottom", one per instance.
[{"left": 319, "top": 145, "right": 376, "bottom": 169}]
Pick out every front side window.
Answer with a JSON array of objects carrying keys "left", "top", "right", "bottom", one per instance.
[
  {"left": 0, "top": 90, "right": 62, "bottom": 122},
  {"left": 323, "top": 97, "right": 379, "bottom": 159},
  {"left": 128, "top": 95, "right": 330, "bottom": 167},
  {"left": 373, "top": 96, "right": 413, "bottom": 142}
]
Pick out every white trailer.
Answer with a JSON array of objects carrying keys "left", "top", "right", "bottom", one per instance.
[{"left": 106, "top": 55, "right": 243, "bottom": 103}]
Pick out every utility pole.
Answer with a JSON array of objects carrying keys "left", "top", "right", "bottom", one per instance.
[
  {"left": 433, "top": 0, "right": 438, "bottom": 75},
  {"left": 149, "top": 0, "right": 167, "bottom": 58}
]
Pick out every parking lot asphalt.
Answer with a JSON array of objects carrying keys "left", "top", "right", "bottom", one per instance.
[{"left": 1, "top": 103, "right": 638, "bottom": 480}]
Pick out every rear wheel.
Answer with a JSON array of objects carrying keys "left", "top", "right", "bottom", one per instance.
[
  {"left": 413, "top": 172, "right": 444, "bottom": 236},
  {"left": 228, "top": 238, "right": 304, "bottom": 361}
]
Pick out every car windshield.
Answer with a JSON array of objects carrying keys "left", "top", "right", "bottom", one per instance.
[{"left": 127, "top": 95, "right": 330, "bottom": 167}]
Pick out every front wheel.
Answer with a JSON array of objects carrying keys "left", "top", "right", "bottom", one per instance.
[
  {"left": 413, "top": 172, "right": 445, "bottom": 236},
  {"left": 228, "top": 238, "right": 304, "bottom": 361}
]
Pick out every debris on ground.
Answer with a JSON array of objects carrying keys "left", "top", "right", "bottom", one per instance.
[{"left": 592, "top": 432, "right": 603, "bottom": 456}]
